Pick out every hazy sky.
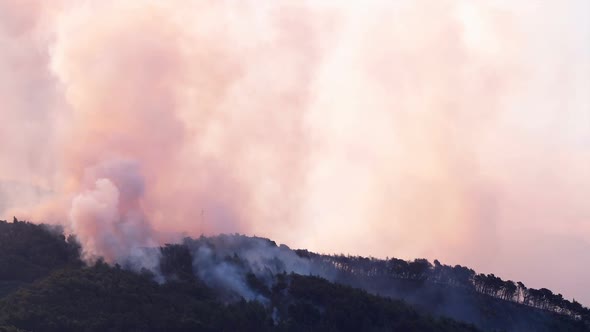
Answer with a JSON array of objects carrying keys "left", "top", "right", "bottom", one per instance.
[{"left": 0, "top": 1, "right": 589, "bottom": 304}]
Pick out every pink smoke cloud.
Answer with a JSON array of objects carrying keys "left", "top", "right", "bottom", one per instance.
[{"left": 0, "top": 0, "right": 588, "bottom": 304}]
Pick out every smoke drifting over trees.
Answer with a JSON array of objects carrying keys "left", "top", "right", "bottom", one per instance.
[
  {"left": 0, "top": 0, "right": 589, "bottom": 304},
  {"left": 0, "top": 220, "right": 588, "bottom": 331}
]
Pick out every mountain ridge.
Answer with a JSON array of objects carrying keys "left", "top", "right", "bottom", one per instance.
[{"left": 0, "top": 219, "right": 588, "bottom": 331}]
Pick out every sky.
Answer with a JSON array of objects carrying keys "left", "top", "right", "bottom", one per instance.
[{"left": 0, "top": 0, "right": 589, "bottom": 304}]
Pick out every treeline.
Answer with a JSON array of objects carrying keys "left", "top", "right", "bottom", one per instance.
[
  {"left": 0, "top": 263, "right": 480, "bottom": 332},
  {"left": 296, "top": 250, "right": 590, "bottom": 321},
  {"left": 1, "top": 219, "right": 587, "bottom": 331},
  {"left": 0, "top": 218, "right": 82, "bottom": 283},
  {"left": 472, "top": 273, "right": 587, "bottom": 317},
  {"left": 0, "top": 221, "right": 480, "bottom": 332}
]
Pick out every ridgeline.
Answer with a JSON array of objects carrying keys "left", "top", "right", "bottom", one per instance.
[{"left": 0, "top": 219, "right": 587, "bottom": 332}]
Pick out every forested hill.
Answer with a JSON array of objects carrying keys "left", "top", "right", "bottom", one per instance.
[
  {"left": 0, "top": 220, "right": 477, "bottom": 332},
  {"left": 0, "top": 219, "right": 588, "bottom": 332},
  {"left": 294, "top": 250, "right": 590, "bottom": 331}
]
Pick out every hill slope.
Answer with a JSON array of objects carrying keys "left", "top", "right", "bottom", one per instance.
[{"left": 0, "top": 219, "right": 588, "bottom": 331}]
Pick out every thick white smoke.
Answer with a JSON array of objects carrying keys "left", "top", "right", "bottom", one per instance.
[{"left": 69, "top": 159, "right": 157, "bottom": 265}]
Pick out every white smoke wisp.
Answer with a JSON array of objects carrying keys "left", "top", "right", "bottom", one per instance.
[
  {"left": 70, "top": 179, "right": 121, "bottom": 261},
  {"left": 192, "top": 245, "right": 261, "bottom": 301},
  {"left": 69, "top": 159, "right": 159, "bottom": 270},
  {"left": 185, "top": 235, "right": 318, "bottom": 302}
]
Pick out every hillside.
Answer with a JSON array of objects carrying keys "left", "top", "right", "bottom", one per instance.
[{"left": 0, "top": 219, "right": 587, "bottom": 332}]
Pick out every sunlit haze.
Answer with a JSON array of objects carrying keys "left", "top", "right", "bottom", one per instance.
[{"left": 1, "top": 0, "right": 589, "bottom": 305}]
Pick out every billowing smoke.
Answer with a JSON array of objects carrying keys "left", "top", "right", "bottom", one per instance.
[
  {"left": 0, "top": 0, "right": 589, "bottom": 304},
  {"left": 69, "top": 159, "right": 157, "bottom": 265},
  {"left": 186, "top": 235, "right": 314, "bottom": 301}
]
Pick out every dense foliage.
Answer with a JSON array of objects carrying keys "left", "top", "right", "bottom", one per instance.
[
  {"left": 0, "top": 220, "right": 478, "bottom": 332},
  {"left": 0, "top": 220, "right": 588, "bottom": 331},
  {"left": 0, "top": 264, "right": 481, "bottom": 332},
  {"left": 296, "top": 251, "right": 590, "bottom": 331},
  {"left": 0, "top": 218, "right": 82, "bottom": 297},
  {"left": 310, "top": 253, "right": 589, "bottom": 319}
]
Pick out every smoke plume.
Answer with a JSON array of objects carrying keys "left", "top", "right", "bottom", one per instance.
[{"left": 0, "top": 0, "right": 588, "bottom": 303}]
